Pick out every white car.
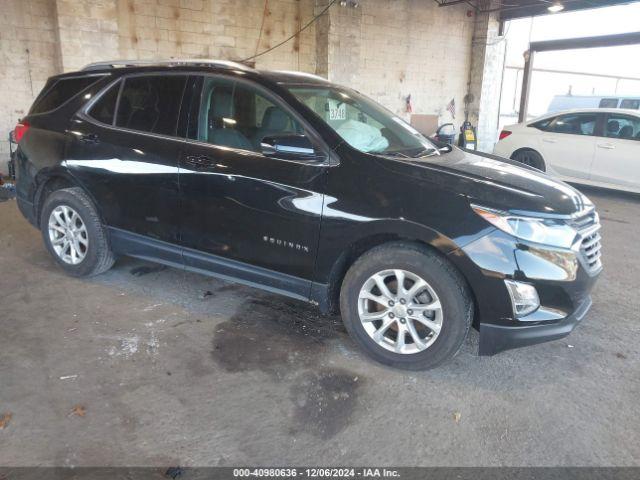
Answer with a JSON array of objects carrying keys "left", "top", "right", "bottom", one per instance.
[{"left": 494, "top": 108, "right": 640, "bottom": 194}]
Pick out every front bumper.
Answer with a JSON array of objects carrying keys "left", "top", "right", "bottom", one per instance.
[
  {"left": 478, "top": 295, "right": 592, "bottom": 355},
  {"left": 449, "top": 229, "right": 601, "bottom": 356}
]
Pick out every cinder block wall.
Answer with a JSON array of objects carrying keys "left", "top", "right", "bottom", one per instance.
[
  {"left": 0, "top": 0, "right": 500, "bottom": 173},
  {"left": 0, "top": 0, "right": 61, "bottom": 165},
  {"left": 54, "top": 0, "right": 317, "bottom": 72},
  {"left": 325, "top": 0, "right": 475, "bottom": 121}
]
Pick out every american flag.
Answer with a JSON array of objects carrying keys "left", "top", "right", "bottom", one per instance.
[{"left": 446, "top": 98, "right": 456, "bottom": 119}]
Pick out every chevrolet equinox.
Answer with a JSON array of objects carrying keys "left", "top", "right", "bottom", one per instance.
[{"left": 11, "top": 60, "right": 602, "bottom": 369}]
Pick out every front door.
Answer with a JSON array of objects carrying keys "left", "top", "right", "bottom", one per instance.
[
  {"left": 178, "top": 75, "right": 328, "bottom": 298},
  {"left": 537, "top": 112, "right": 599, "bottom": 181},
  {"left": 591, "top": 112, "right": 640, "bottom": 191},
  {"left": 68, "top": 74, "right": 191, "bottom": 244}
]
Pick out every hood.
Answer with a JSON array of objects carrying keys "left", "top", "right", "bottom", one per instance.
[{"left": 398, "top": 147, "right": 592, "bottom": 217}]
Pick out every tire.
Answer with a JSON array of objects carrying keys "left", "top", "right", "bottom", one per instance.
[
  {"left": 340, "top": 242, "right": 472, "bottom": 370},
  {"left": 512, "top": 149, "right": 545, "bottom": 171},
  {"left": 40, "top": 187, "right": 115, "bottom": 277}
]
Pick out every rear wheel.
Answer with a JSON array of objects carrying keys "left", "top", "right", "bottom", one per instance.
[
  {"left": 340, "top": 242, "right": 473, "bottom": 370},
  {"left": 512, "top": 149, "right": 545, "bottom": 171},
  {"left": 41, "top": 187, "right": 115, "bottom": 277}
]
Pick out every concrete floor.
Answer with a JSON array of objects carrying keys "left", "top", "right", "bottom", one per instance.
[{"left": 1, "top": 187, "right": 639, "bottom": 467}]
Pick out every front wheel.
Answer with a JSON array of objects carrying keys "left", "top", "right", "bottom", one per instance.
[
  {"left": 340, "top": 242, "right": 473, "bottom": 370},
  {"left": 40, "top": 187, "right": 115, "bottom": 277}
]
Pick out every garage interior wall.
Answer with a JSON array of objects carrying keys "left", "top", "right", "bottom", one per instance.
[{"left": 0, "top": 0, "right": 503, "bottom": 171}]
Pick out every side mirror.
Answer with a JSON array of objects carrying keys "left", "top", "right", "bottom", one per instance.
[{"left": 260, "top": 134, "right": 325, "bottom": 161}]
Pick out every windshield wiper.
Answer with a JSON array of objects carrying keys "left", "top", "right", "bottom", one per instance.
[
  {"left": 411, "top": 147, "right": 439, "bottom": 158},
  {"left": 379, "top": 150, "right": 410, "bottom": 158}
]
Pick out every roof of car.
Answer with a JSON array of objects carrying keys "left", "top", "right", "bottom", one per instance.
[{"left": 537, "top": 107, "right": 640, "bottom": 118}]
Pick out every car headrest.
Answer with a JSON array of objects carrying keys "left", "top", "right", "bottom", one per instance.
[
  {"left": 619, "top": 125, "right": 634, "bottom": 138},
  {"left": 607, "top": 120, "right": 620, "bottom": 133},
  {"left": 210, "top": 87, "right": 235, "bottom": 119},
  {"left": 261, "top": 106, "right": 289, "bottom": 131}
]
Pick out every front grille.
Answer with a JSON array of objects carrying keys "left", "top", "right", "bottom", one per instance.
[
  {"left": 570, "top": 210, "right": 602, "bottom": 272},
  {"left": 569, "top": 210, "right": 597, "bottom": 231}
]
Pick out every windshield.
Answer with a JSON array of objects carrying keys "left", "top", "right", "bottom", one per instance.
[{"left": 287, "top": 86, "right": 438, "bottom": 157}]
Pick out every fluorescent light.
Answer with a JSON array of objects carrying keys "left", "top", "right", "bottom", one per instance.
[{"left": 547, "top": 3, "right": 564, "bottom": 13}]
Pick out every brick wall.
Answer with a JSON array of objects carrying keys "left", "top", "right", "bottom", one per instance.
[
  {"left": 0, "top": 0, "right": 501, "bottom": 173},
  {"left": 326, "top": 0, "right": 475, "bottom": 123},
  {"left": 0, "top": 0, "right": 61, "bottom": 167},
  {"left": 53, "top": 0, "right": 317, "bottom": 72}
]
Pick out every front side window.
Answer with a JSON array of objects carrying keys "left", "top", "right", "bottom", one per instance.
[
  {"left": 605, "top": 114, "right": 640, "bottom": 141},
  {"left": 548, "top": 113, "right": 597, "bottom": 136},
  {"left": 287, "top": 86, "right": 437, "bottom": 156},
  {"left": 599, "top": 98, "right": 619, "bottom": 108},
  {"left": 30, "top": 76, "right": 103, "bottom": 115},
  {"left": 192, "top": 77, "right": 302, "bottom": 152},
  {"left": 115, "top": 75, "right": 187, "bottom": 136}
]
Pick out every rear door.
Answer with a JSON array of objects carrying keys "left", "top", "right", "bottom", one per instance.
[
  {"left": 178, "top": 75, "right": 329, "bottom": 298},
  {"left": 591, "top": 112, "right": 640, "bottom": 191},
  {"left": 69, "top": 73, "right": 191, "bottom": 245},
  {"left": 535, "top": 112, "right": 599, "bottom": 181}
]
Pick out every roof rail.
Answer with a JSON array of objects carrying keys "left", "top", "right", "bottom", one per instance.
[
  {"left": 81, "top": 59, "right": 253, "bottom": 71},
  {"left": 271, "top": 70, "right": 329, "bottom": 82}
]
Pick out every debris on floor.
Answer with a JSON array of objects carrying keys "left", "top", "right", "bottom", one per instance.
[
  {"left": 453, "top": 412, "right": 462, "bottom": 423},
  {"left": 69, "top": 405, "right": 86, "bottom": 417},
  {"left": 0, "top": 181, "right": 16, "bottom": 203},
  {"left": 59, "top": 374, "right": 78, "bottom": 380},
  {"left": 165, "top": 466, "right": 184, "bottom": 479},
  {"left": 0, "top": 412, "right": 12, "bottom": 429},
  {"left": 130, "top": 265, "right": 167, "bottom": 277}
]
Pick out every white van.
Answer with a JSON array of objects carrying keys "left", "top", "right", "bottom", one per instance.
[{"left": 548, "top": 95, "right": 640, "bottom": 113}]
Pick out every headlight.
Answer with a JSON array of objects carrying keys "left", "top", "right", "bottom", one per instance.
[{"left": 472, "top": 204, "right": 578, "bottom": 249}]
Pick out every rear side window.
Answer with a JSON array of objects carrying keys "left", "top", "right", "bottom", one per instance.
[
  {"left": 620, "top": 99, "right": 640, "bottom": 110},
  {"left": 88, "top": 81, "right": 120, "bottom": 125},
  {"left": 30, "top": 76, "right": 101, "bottom": 114},
  {"left": 599, "top": 98, "right": 619, "bottom": 108},
  {"left": 115, "top": 76, "right": 187, "bottom": 136}
]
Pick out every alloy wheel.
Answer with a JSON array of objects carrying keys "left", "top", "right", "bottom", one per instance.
[
  {"left": 357, "top": 269, "right": 443, "bottom": 354},
  {"left": 48, "top": 205, "right": 88, "bottom": 265}
]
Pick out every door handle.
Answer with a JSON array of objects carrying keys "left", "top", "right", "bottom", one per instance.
[
  {"left": 597, "top": 143, "right": 616, "bottom": 150},
  {"left": 184, "top": 154, "right": 215, "bottom": 169},
  {"left": 79, "top": 133, "right": 99, "bottom": 144}
]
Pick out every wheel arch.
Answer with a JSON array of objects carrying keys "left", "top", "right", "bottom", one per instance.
[
  {"left": 320, "top": 222, "right": 476, "bottom": 316},
  {"left": 510, "top": 147, "right": 546, "bottom": 172},
  {"left": 33, "top": 168, "right": 103, "bottom": 228}
]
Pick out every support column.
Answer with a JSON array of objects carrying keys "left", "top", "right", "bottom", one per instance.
[{"left": 466, "top": 0, "right": 506, "bottom": 152}]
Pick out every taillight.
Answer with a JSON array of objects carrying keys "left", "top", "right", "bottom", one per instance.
[
  {"left": 14, "top": 121, "right": 30, "bottom": 143},
  {"left": 499, "top": 130, "right": 512, "bottom": 141}
]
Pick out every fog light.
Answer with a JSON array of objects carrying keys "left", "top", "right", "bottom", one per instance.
[{"left": 505, "top": 280, "right": 540, "bottom": 318}]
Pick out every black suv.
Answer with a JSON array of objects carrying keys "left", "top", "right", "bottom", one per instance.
[{"left": 12, "top": 60, "right": 602, "bottom": 369}]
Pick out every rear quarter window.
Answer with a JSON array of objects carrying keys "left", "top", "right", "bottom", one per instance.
[
  {"left": 530, "top": 118, "right": 554, "bottom": 131},
  {"left": 88, "top": 81, "right": 121, "bottom": 125},
  {"left": 620, "top": 99, "right": 640, "bottom": 110},
  {"left": 30, "top": 76, "right": 103, "bottom": 115}
]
